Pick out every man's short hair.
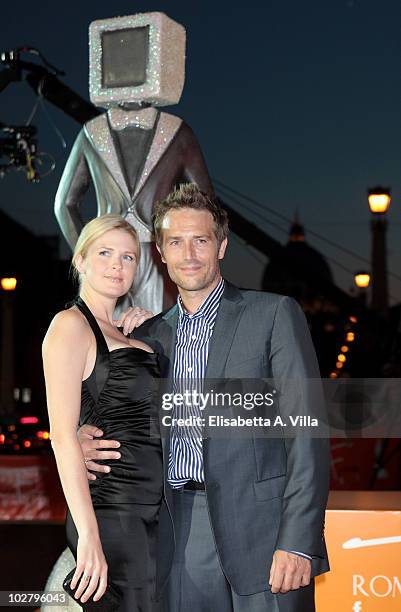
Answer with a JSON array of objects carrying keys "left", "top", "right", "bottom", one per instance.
[{"left": 153, "top": 183, "right": 229, "bottom": 247}]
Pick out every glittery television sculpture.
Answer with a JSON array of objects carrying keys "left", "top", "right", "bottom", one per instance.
[{"left": 55, "top": 12, "right": 213, "bottom": 313}]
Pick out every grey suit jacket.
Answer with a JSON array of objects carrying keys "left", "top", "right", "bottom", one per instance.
[{"left": 135, "top": 281, "right": 330, "bottom": 598}]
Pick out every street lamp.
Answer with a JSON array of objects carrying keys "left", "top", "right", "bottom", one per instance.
[
  {"left": 354, "top": 271, "right": 370, "bottom": 306},
  {"left": 368, "top": 190, "right": 391, "bottom": 214},
  {"left": 0, "top": 276, "right": 17, "bottom": 416},
  {"left": 367, "top": 187, "right": 391, "bottom": 313},
  {"left": 1, "top": 277, "right": 17, "bottom": 291},
  {"left": 354, "top": 271, "right": 370, "bottom": 289}
]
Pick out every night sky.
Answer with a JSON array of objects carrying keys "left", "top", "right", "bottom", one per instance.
[{"left": 1, "top": 0, "right": 401, "bottom": 302}]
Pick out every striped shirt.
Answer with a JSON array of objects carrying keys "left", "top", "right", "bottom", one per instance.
[{"left": 167, "top": 278, "right": 225, "bottom": 488}]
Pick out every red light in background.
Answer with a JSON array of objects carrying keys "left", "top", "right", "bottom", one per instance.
[
  {"left": 23, "top": 440, "right": 31, "bottom": 448},
  {"left": 0, "top": 434, "right": 5, "bottom": 444},
  {"left": 36, "top": 431, "right": 50, "bottom": 440},
  {"left": 20, "top": 417, "right": 38, "bottom": 425}
]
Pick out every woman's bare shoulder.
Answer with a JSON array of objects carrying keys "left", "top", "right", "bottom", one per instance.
[{"left": 43, "top": 307, "right": 91, "bottom": 348}]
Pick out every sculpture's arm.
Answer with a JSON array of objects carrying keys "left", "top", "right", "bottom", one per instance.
[
  {"left": 181, "top": 123, "right": 215, "bottom": 196},
  {"left": 54, "top": 130, "right": 91, "bottom": 249}
]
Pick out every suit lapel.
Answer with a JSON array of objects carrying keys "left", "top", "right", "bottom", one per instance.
[
  {"left": 160, "top": 308, "right": 178, "bottom": 384},
  {"left": 155, "top": 306, "right": 178, "bottom": 460},
  {"left": 205, "top": 282, "right": 245, "bottom": 380},
  {"left": 85, "top": 115, "right": 131, "bottom": 202}
]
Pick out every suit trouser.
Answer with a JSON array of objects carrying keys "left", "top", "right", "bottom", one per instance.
[{"left": 164, "top": 489, "right": 314, "bottom": 612}]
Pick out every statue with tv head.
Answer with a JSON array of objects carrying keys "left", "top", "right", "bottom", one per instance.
[{"left": 55, "top": 12, "right": 213, "bottom": 313}]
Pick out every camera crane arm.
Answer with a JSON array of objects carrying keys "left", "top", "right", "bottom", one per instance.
[{"left": 0, "top": 47, "right": 100, "bottom": 124}]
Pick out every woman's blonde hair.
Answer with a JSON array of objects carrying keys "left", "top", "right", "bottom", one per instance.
[{"left": 71, "top": 214, "right": 141, "bottom": 283}]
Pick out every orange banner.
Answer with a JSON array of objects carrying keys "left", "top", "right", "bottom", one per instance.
[{"left": 316, "top": 493, "right": 401, "bottom": 611}]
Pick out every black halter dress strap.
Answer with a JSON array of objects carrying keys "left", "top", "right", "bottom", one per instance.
[{"left": 74, "top": 296, "right": 110, "bottom": 402}]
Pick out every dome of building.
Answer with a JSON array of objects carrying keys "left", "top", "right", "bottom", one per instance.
[{"left": 262, "top": 212, "right": 333, "bottom": 296}]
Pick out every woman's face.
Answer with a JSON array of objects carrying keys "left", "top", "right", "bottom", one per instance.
[{"left": 77, "top": 228, "right": 138, "bottom": 299}]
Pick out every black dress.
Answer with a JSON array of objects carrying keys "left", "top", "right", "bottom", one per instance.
[{"left": 65, "top": 298, "right": 163, "bottom": 612}]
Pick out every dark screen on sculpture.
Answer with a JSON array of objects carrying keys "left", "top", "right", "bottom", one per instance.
[{"left": 101, "top": 26, "right": 149, "bottom": 89}]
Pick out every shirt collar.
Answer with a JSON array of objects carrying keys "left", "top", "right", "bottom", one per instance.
[{"left": 177, "top": 278, "right": 225, "bottom": 321}]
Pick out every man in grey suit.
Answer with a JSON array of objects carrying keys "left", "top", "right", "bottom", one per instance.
[{"left": 79, "top": 183, "right": 330, "bottom": 611}]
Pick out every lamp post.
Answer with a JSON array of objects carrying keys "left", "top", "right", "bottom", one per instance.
[
  {"left": 367, "top": 187, "right": 391, "bottom": 313},
  {"left": 354, "top": 270, "right": 370, "bottom": 306},
  {"left": 0, "top": 277, "right": 17, "bottom": 416}
]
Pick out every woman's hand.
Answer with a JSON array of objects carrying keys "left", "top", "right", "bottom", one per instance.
[
  {"left": 70, "top": 533, "right": 108, "bottom": 604},
  {"left": 113, "top": 307, "right": 154, "bottom": 335}
]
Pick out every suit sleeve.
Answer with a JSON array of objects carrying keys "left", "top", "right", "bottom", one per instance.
[
  {"left": 54, "top": 129, "right": 91, "bottom": 249},
  {"left": 270, "top": 296, "right": 329, "bottom": 558}
]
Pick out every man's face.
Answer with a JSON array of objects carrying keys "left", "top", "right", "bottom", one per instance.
[{"left": 157, "top": 208, "right": 227, "bottom": 293}]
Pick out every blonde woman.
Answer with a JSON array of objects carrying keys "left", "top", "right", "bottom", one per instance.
[{"left": 42, "top": 215, "right": 163, "bottom": 611}]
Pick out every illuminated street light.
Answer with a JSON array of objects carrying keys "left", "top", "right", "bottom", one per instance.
[
  {"left": 1, "top": 277, "right": 17, "bottom": 291},
  {"left": 0, "top": 276, "right": 17, "bottom": 416},
  {"left": 367, "top": 186, "right": 391, "bottom": 313},
  {"left": 354, "top": 272, "right": 370, "bottom": 288},
  {"left": 368, "top": 188, "right": 391, "bottom": 214},
  {"left": 354, "top": 271, "right": 370, "bottom": 307}
]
